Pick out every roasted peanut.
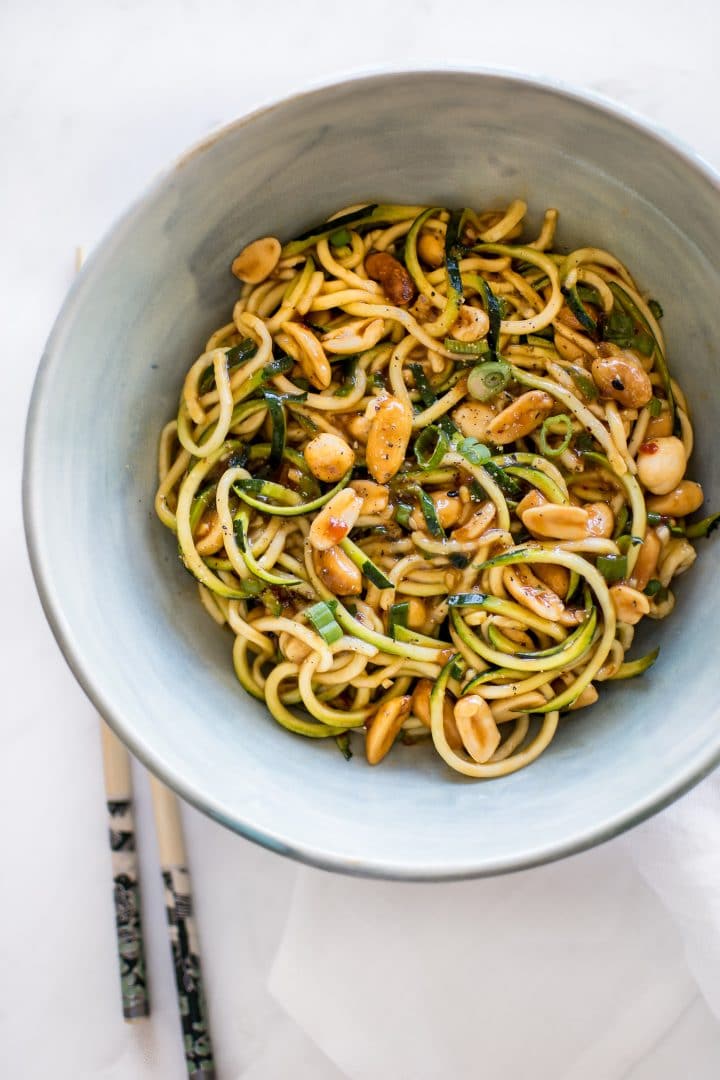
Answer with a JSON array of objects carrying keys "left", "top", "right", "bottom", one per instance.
[
  {"left": 278, "top": 632, "right": 312, "bottom": 664},
  {"left": 515, "top": 489, "right": 547, "bottom": 517},
  {"left": 647, "top": 480, "right": 703, "bottom": 517},
  {"left": 585, "top": 501, "right": 615, "bottom": 538},
  {"left": 521, "top": 502, "right": 590, "bottom": 541},
  {"left": 194, "top": 509, "right": 225, "bottom": 555},
  {"left": 452, "top": 401, "right": 497, "bottom": 441},
  {"left": 322, "top": 317, "right": 386, "bottom": 355},
  {"left": 365, "top": 695, "right": 412, "bottom": 764},
  {"left": 659, "top": 538, "right": 696, "bottom": 585},
  {"left": 637, "top": 436, "right": 686, "bottom": 495},
  {"left": 533, "top": 562, "right": 570, "bottom": 599},
  {"left": 304, "top": 433, "right": 355, "bottom": 483},
  {"left": 451, "top": 502, "right": 496, "bottom": 542},
  {"left": 453, "top": 695, "right": 501, "bottom": 763},
  {"left": 231, "top": 236, "right": 281, "bottom": 283},
  {"left": 629, "top": 529, "right": 661, "bottom": 591},
  {"left": 568, "top": 683, "right": 599, "bottom": 711},
  {"left": 309, "top": 487, "right": 363, "bottom": 550},
  {"left": 366, "top": 395, "right": 413, "bottom": 483},
  {"left": 365, "top": 251, "right": 416, "bottom": 307},
  {"left": 282, "top": 322, "right": 331, "bottom": 389},
  {"left": 503, "top": 564, "right": 565, "bottom": 621},
  {"left": 313, "top": 545, "right": 363, "bottom": 595},
  {"left": 350, "top": 479, "right": 390, "bottom": 515},
  {"left": 487, "top": 391, "right": 554, "bottom": 444},
  {"left": 417, "top": 230, "right": 445, "bottom": 267},
  {"left": 609, "top": 583, "right": 650, "bottom": 625},
  {"left": 591, "top": 353, "right": 653, "bottom": 408},
  {"left": 645, "top": 405, "right": 673, "bottom": 439},
  {"left": 411, "top": 679, "right": 463, "bottom": 750},
  {"left": 451, "top": 305, "right": 490, "bottom": 343},
  {"left": 553, "top": 329, "right": 586, "bottom": 363}
]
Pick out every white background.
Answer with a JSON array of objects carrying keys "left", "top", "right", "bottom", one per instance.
[{"left": 2, "top": 1, "right": 720, "bottom": 1076}]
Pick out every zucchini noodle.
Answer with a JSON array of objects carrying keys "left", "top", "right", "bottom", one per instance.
[{"left": 156, "top": 200, "right": 716, "bottom": 779}]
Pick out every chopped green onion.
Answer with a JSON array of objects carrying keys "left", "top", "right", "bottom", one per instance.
[
  {"left": 467, "top": 360, "right": 512, "bottom": 402},
  {"left": 339, "top": 537, "right": 393, "bottom": 589},
  {"left": 330, "top": 227, "right": 352, "bottom": 247},
  {"left": 648, "top": 299, "right": 664, "bottom": 320},
  {"left": 538, "top": 413, "right": 573, "bottom": 457},
  {"left": 388, "top": 602, "right": 410, "bottom": 638},
  {"left": 443, "top": 338, "right": 490, "bottom": 356},
  {"left": 305, "top": 600, "right": 343, "bottom": 644},
  {"left": 452, "top": 435, "right": 491, "bottom": 466},
  {"left": 648, "top": 396, "right": 663, "bottom": 418},
  {"left": 596, "top": 553, "right": 628, "bottom": 583},
  {"left": 613, "top": 504, "right": 629, "bottom": 540},
  {"left": 414, "top": 425, "right": 449, "bottom": 470},
  {"left": 616, "top": 534, "right": 643, "bottom": 554},
  {"left": 608, "top": 282, "right": 676, "bottom": 433},
  {"left": 643, "top": 579, "right": 667, "bottom": 599},
  {"left": 686, "top": 511, "right": 720, "bottom": 539},
  {"left": 603, "top": 303, "right": 654, "bottom": 355}
]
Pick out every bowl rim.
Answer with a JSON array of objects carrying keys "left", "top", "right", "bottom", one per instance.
[{"left": 23, "top": 65, "right": 720, "bottom": 881}]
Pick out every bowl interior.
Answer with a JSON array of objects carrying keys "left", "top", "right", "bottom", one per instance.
[{"left": 26, "top": 71, "right": 720, "bottom": 878}]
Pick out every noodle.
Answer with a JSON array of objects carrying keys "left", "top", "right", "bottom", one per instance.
[{"left": 155, "top": 202, "right": 717, "bottom": 777}]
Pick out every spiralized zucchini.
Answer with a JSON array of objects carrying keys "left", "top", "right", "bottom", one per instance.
[{"left": 155, "top": 201, "right": 715, "bottom": 778}]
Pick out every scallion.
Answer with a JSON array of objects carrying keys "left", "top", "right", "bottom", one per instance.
[
  {"left": 305, "top": 600, "right": 343, "bottom": 644},
  {"left": 414, "top": 425, "right": 449, "bottom": 470},
  {"left": 414, "top": 486, "right": 445, "bottom": 539},
  {"left": 467, "top": 360, "right": 511, "bottom": 403},
  {"left": 443, "top": 338, "right": 490, "bottom": 356},
  {"left": 686, "top": 511, "right": 720, "bottom": 539},
  {"left": 538, "top": 413, "right": 573, "bottom": 458},
  {"left": 648, "top": 396, "right": 663, "bottom": 418},
  {"left": 596, "top": 553, "right": 628, "bottom": 583}
]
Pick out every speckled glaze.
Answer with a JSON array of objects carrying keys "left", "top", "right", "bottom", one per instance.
[{"left": 24, "top": 70, "right": 720, "bottom": 879}]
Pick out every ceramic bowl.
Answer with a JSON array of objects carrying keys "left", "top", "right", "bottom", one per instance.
[{"left": 24, "top": 70, "right": 720, "bottom": 879}]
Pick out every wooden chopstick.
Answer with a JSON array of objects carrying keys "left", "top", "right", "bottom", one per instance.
[
  {"left": 100, "top": 722, "right": 150, "bottom": 1021},
  {"left": 149, "top": 776, "right": 216, "bottom": 1080}
]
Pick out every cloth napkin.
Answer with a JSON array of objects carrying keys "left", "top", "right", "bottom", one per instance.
[{"left": 269, "top": 771, "right": 720, "bottom": 1078}]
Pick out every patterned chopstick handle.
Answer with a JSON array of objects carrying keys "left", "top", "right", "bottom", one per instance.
[
  {"left": 162, "top": 866, "right": 215, "bottom": 1079},
  {"left": 107, "top": 799, "right": 150, "bottom": 1020}
]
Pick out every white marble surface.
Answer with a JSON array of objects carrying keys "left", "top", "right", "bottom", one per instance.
[{"left": 3, "top": 1, "right": 720, "bottom": 1076}]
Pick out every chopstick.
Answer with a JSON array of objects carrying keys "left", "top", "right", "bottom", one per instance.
[
  {"left": 149, "top": 775, "right": 216, "bottom": 1080},
  {"left": 100, "top": 722, "right": 150, "bottom": 1020}
]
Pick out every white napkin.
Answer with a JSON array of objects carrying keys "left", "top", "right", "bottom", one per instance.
[{"left": 269, "top": 773, "right": 720, "bottom": 1078}]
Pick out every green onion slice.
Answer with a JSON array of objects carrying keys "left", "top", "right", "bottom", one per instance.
[
  {"left": 538, "top": 413, "right": 573, "bottom": 458},
  {"left": 305, "top": 600, "right": 343, "bottom": 644},
  {"left": 596, "top": 553, "right": 628, "bottom": 583},
  {"left": 467, "top": 360, "right": 512, "bottom": 402},
  {"left": 414, "top": 425, "right": 449, "bottom": 470}
]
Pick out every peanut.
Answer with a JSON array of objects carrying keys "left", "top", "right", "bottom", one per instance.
[
  {"left": 453, "top": 695, "right": 501, "bottom": 763},
  {"left": 609, "top": 583, "right": 650, "bottom": 625},
  {"left": 366, "top": 395, "right": 413, "bottom": 483},
  {"left": 417, "top": 231, "right": 445, "bottom": 268},
  {"left": 451, "top": 305, "right": 490, "bottom": 343},
  {"left": 304, "top": 433, "right": 355, "bottom": 483},
  {"left": 411, "top": 679, "right": 463, "bottom": 751},
  {"left": 281, "top": 322, "right": 331, "bottom": 389},
  {"left": 585, "top": 501, "right": 615, "bottom": 538},
  {"left": 365, "top": 251, "right": 415, "bottom": 307},
  {"left": 487, "top": 391, "right": 554, "bottom": 444},
  {"left": 451, "top": 502, "right": 496, "bottom": 542},
  {"left": 521, "top": 503, "right": 591, "bottom": 540},
  {"left": 503, "top": 564, "right": 565, "bottom": 621},
  {"left": 629, "top": 529, "right": 661, "bottom": 591},
  {"left": 322, "top": 317, "right": 386, "bottom": 355},
  {"left": 452, "top": 401, "right": 497, "bottom": 442},
  {"left": 309, "top": 488, "right": 363, "bottom": 550},
  {"left": 231, "top": 236, "right": 281, "bottom": 283},
  {"left": 636, "top": 436, "right": 686, "bottom": 495},
  {"left": 313, "top": 545, "right": 363, "bottom": 596},
  {"left": 365, "top": 695, "right": 412, "bottom": 764},
  {"left": 591, "top": 353, "right": 653, "bottom": 408},
  {"left": 350, "top": 480, "right": 390, "bottom": 515},
  {"left": 647, "top": 480, "right": 703, "bottom": 517},
  {"left": 533, "top": 562, "right": 570, "bottom": 599}
]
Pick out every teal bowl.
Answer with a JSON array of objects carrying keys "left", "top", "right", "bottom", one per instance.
[{"left": 24, "top": 70, "right": 720, "bottom": 879}]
